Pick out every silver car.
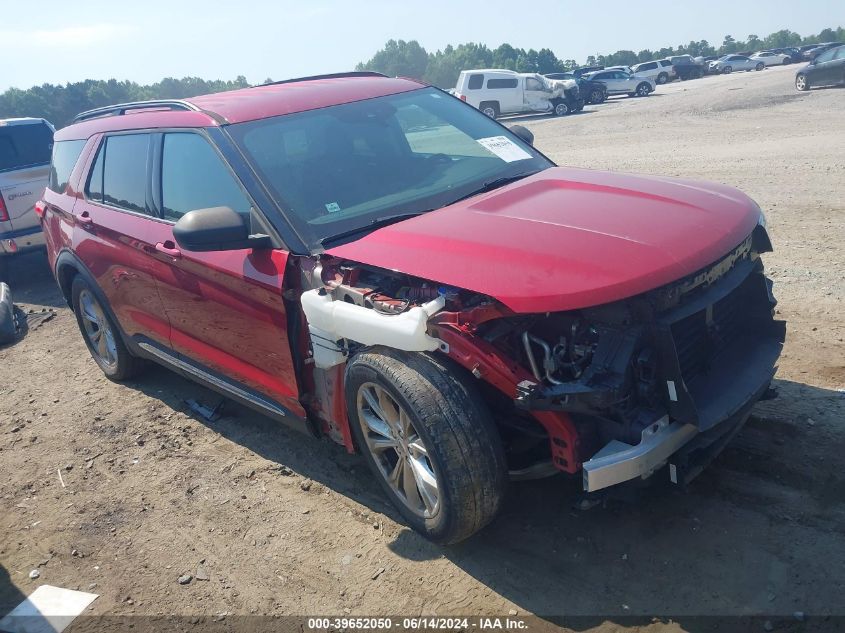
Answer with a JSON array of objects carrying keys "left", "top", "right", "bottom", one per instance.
[
  {"left": 0, "top": 118, "right": 54, "bottom": 280},
  {"left": 708, "top": 55, "right": 765, "bottom": 74},
  {"left": 584, "top": 70, "right": 656, "bottom": 97}
]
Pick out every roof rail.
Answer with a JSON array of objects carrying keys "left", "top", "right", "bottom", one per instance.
[
  {"left": 72, "top": 100, "right": 201, "bottom": 123},
  {"left": 259, "top": 71, "right": 387, "bottom": 88}
]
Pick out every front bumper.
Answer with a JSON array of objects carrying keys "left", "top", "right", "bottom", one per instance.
[
  {"left": 515, "top": 233, "right": 785, "bottom": 491},
  {"left": 0, "top": 225, "right": 45, "bottom": 255}
]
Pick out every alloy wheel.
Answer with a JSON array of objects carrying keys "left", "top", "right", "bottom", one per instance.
[
  {"left": 79, "top": 289, "right": 118, "bottom": 369},
  {"left": 356, "top": 382, "right": 440, "bottom": 518}
]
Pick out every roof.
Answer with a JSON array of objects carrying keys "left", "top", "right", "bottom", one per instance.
[{"left": 56, "top": 74, "right": 425, "bottom": 141}]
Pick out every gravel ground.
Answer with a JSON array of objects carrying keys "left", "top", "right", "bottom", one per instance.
[{"left": 1, "top": 63, "right": 843, "bottom": 631}]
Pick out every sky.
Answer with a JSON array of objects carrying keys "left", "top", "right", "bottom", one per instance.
[{"left": 2, "top": 0, "right": 843, "bottom": 92}]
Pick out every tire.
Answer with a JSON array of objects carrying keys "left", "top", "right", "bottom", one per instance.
[
  {"left": 346, "top": 347, "right": 507, "bottom": 544},
  {"left": 71, "top": 275, "right": 144, "bottom": 381},
  {"left": 795, "top": 74, "right": 809, "bottom": 91},
  {"left": 0, "top": 282, "right": 16, "bottom": 344},
  {"left": 723, "top": 66, "right": 733, "bottom": 74},
  {"left": 635, "top": 82, "right": 651, "bottom": 97},
  {"left": 657, "top": 72, "right": 669, "bottom": 85},
  {"left": 755, "top": 62, "right": 764, "bottom": 71},
  {"left": 553, "top": 101, "right": 570, "bottom": 116},
  {"left": 479, "top": 102, "right": 499, "bottom": 119},
  {"left": 591, "top": 88, "right": 607, "bottom": 104}
]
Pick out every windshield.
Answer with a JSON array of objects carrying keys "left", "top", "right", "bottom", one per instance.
[{"left": 228, "top": 87, "right": 553, "bottom": 250}]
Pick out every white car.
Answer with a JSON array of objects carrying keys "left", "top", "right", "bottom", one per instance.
[
  {"left": 454, "top": 69, "right": 581, "bottom": 118},
  {"left": 584, "top": 70, "right": 656, "bottom": 97},
  {"left": 708, "top": 55, "right": 765, "bottom": 74},
  {"left": 0, "top": 118, "right": 55, "bottom": 281},
  {"left": 630, "top": 59, "right": 676, "bottom": 84},
  {"left": 750, "top": 51, "right": 790, "bottom": 67}
]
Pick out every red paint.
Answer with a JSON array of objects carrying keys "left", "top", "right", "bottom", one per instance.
[
  {"left": 433, "top": 325, "right": 580, "bottom": 472},
  {"left": 328, "top": 167, "right": 761, "bottom": 313},
  {"left": 54, "top": 77, "right": 424, "bottom": 142}
]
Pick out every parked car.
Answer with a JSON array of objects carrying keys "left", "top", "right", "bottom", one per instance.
[
  {"left": 584, "top": 70, "right": 655, "bottom": 97},
  {"left": 0, "top": 118, "right": 55, "bottom": 281},
  {"left": 605, "top": 65, "right": 634, "bottom": 75},
  {"left": 572, "top": 65, "right": 604, "bottom": 78},
  {"left": 668, "top": 56, "right": 705, "bottom": 80},
  {"left": 545, "top": 72, "right": 607, "bottom": 104},
  {"left": 750, "top": 51, "right": 790, "bottom": 66},
  {"left": 765, "top": 47, "right": 802, "bottom": 64},
  {"left": 795, "top": 44, "right": 845, "bottom": 90},
  {"left": 708, "top": 55, "right": 765, "bottom": 73},
  {"left": 630, "top": 60, "right": 675, "bottom": 85},
  {"left": 802, "top": 43, "right": 843, "bottom": 60},
  {"left": 41, "top": 72, "right": 784, "bottom": 544},
  {"left": 455, "top": 69, "right": 582, "bottom": 118}
]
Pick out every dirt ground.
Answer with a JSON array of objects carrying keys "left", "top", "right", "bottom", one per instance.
[{"left": 1, "top": 63, "right": 843, "bottom": 631}]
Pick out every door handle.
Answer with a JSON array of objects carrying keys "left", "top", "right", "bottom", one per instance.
[
  {"left": 155, "top": 241, "right": 182, "bottom": 258},
  {"left": 77, "top": 211, "right": 94, "bottom": 227}
]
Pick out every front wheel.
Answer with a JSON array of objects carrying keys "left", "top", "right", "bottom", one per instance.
[
  {"left": 755, "top": 62, "right": 765, "bottom": 71},
  {"left": 346, "top": 348, "right": 507, "bottom": 544},
  {"left": 553, "top": 101, "right": 570, "bottom": 116},
  {"left": 795, "top": 74, "right": 809, "bottom": 91},
  {"left": 636, "top": 82, "right": 651, "bottom": 97},
  {"left": 723, "top": 66, "right": 733, "bottom": 74}
]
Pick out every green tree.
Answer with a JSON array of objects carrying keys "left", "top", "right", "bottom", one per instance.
[{"left": 355, "top": 39, "right": 429, "bottom": 79}]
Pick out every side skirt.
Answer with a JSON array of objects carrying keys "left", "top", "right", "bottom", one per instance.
[{"left": 135, "top": 340, "right": 316, "bottom": 437}]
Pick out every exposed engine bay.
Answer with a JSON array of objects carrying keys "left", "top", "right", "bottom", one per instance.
[{"left": 297, "top": 224, "right": 784, "bottom": 491}]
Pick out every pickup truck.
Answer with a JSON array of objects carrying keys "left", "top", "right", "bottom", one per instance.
[{"left": 455, "top": 69, "right": 583, "bottom": 118}]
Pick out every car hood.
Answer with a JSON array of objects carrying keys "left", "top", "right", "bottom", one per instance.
[{"left": 326, "top": 167, "right": 762, "bottom": 314}]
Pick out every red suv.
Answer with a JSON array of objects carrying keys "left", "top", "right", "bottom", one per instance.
[{"left": 41, "top": 72, "right": 784, "bottom": 544}]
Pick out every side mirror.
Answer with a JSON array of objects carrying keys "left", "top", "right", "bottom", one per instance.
[
  {"left": 173, "top": 206, "right": 272, "bottom": 252},
  {"left": 508, "top": 124, "right": 534, "bottom": 146}
]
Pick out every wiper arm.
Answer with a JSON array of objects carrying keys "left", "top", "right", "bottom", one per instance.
[
  {"left": 319, "top": 212, "right": 426, "bottom": 248},
  {"left": 449, "top": 170, "right": 540, "bottom": 205}
]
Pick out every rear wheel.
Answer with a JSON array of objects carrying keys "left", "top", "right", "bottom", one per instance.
[
  {"left": 346, "top": 348, "right": 507, "bottom": 544},
  {"left": 795, "top": 74, "right": 809, "bottom": 91},
  {"left": 479, "top": 102, "right": 499, "bottom": 119},
  {"left": 71, "top": 276, "right": 144, "bottom": 381},
  {"left": 657, "top": 72, "right": 669, "bottom": 84}
]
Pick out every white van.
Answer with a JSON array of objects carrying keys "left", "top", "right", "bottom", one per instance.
[{"left": 454, "top": 69, "right": 581, "bottom": 118}]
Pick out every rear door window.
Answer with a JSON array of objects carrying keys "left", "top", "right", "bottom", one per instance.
[
  {"left": 0, "top": 121, "right": 53, "bottom": 172},
  {"left": 86, "top": 134, "right": 151, "bottom": 215},
  {"left": 467, "top": 74, "right": 484, "bottom": 89},
  {"left": 48, "top": 140, "right": 87, "bottom": 193},
  {"left": 487, "top": 78, "right": 518, "bottom": 89},
  {"left": 160, "top": 133, "right": 252, "bottom": 221}
]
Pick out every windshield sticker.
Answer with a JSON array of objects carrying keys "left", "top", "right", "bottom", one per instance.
[
  {"left": 325, "top": 202, "right": 341, "bottom": 213},
  {"left": 476, "top": 136, "right": 532, "bottom": 163}
]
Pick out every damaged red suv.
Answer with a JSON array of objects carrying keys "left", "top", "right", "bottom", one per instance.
[{"left": 41, "top": 72, "right": 784, "bottom": 543}]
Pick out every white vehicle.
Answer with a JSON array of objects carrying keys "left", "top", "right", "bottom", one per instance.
[
  {"left": 708, "top": 55, "right": 765, "bottom": 73},
  {"left": 584, "top": 70, "right": 656, "bottom": 97},
  {"left": 630, "top": 59, "right": 676, "bottom": 84},
  {"left": 750, "top": 51, "right": 790, "bottom": 66},
  {"left": 0, "top": 118, "right": 55, "bottom": 281},
  {"left": 605, "top": 65, "right": 634, "bottom": 74},
  {"left": 454, "top": 69, "right": 581, "bottom": 118}
]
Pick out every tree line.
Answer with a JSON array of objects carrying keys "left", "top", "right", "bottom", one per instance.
[
  {"left": 1, "top": 25, "right": 841, "bottom": 127},
  {"left": 0, "top": 76, "right": 256, "bottom": 129},
  {"left": 356, "top": 26, "right": 844, "bottom": 87}
]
